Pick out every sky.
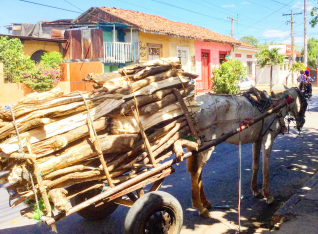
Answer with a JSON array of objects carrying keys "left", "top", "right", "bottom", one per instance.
[{"left": 0, "top": 0, "right": 317, "bottom": 48}]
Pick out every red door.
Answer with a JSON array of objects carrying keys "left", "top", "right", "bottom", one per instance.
[{"left": 201, "top": 51, "right": 210, "bottom": 90}]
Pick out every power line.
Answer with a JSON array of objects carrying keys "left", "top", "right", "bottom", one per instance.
[
  {"left": 64, "top": 0, "right": 83, "bottom": 12},
  {"left": 239, "top": 0, "right": 295, "bottom": 33},
  {"left": 18, "top": 0, "right": 81, "bottom": 14}
]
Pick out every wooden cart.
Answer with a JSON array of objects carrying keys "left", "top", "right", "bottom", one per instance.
[{"left": 36, "top": 98, "right": 291, "bottom": 234}]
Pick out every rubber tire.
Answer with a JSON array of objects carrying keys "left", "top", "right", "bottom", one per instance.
[
  {"left": 124, "top": 191, "right": 183, "bottom": 234},
  {"left": 70, "top": 189, "right": 118, "bottom": 221}
]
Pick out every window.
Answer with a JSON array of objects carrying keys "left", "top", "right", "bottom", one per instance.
[
  {"left": 177, "top": 47, "right": 189, "bottom": 71},
  {"left": 235, "top": 54, "right": 241, "bottom": 58},
  {"left": 247, "top": 55, "right": 252, "bottom": 58},
  {"left": 31, "top": 50, "right": 46, "bottom": 64},
  {"left": 147, "top": 43, "right": 162, "bottom": 61},
  {"left": 247, "top": 61, "right": 252, "bottom": 74}
]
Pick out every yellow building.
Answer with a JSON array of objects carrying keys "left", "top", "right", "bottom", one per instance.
[{"left": 0, "top": 34, "right": 65, "bottom": 63}]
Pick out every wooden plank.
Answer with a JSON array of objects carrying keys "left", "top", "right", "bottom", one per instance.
[
  {"left": 71, "top": 30, "right": 82, "bottom": 60},
  {"left": 91, "top": 29, "right": 103, "bottom": 59}
]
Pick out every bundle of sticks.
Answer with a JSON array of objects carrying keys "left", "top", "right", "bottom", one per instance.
[{"left": 0, "top": 57, "right": 200, "bottom": 222}]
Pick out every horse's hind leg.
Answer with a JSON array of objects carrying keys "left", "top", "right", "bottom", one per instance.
[
  {"left": 251, "top": 140, "right": 262, "bottom": 197},
  {"left": 187, "top": 151, "right": 211, "bottom": 217}
]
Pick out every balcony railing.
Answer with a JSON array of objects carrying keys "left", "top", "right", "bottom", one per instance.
[{"left": 104, "top": 42, "right": 135, "bottom": 63}]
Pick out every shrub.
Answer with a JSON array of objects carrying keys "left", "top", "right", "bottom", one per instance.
[{"left": 211, "top": 59, "right": 247, "bottom": 94}]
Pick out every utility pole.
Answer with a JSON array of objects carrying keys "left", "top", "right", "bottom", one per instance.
[
  {"left": 227, "top": 17, "right": 237, "bottom": 37},
  {"left": 304, "top": 0, "right": 307, "bottom": 66},
  {"left": 283, "top": 11, "right": 302, "bottom": 63}
]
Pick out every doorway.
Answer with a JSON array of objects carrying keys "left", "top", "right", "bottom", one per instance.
[{"left": 201, "top": 50, "right": 210, "bottom": 90}]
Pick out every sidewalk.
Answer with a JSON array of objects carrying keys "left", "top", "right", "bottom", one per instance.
[
  {"left": 270, "top": 172, "right": 318, "bottom": 234},
  {"left": 255, "top": 84, "right": 318, "bottom": 93}
]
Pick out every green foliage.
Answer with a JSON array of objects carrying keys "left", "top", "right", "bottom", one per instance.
[
  {"left": 39, "top": 51, "right": 64, "bottom": 71},
  {"left": 310, "top": 6, "right": 318, "bottom": 27},
  {"left": 307, "top": 37, "right": 318, "bottom": 69},
  {"left": 0, "top": 36, "right": 35, "bottom": 81},
  {"left": 211, "top": 59, "right": 247, "bottom": 94},
  {"left": 19, "top": 66, "right": 60, "bottom": 92},
  {"left": 289, "top": 61, "right": 306, "bottom": 72},
  {"left": 32, "top": 196, "right": 54, "bottom": 221},
  {"left": 240, "top": 36, "right": 259, "bottom": 47},
  {"left": 0, "top": 36, "right": 64, "bottom": 92},
  {"left": 256, "top": 48, "right": 285, "bottom": 68}
]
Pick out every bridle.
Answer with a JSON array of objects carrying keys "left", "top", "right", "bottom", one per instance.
[{"left": 288, "top": 87, "right": 308, "bottom": 132}]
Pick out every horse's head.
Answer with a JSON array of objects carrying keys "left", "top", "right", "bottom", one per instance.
[{"left": 285, "top": 87, "right": 307, "bottom": 131}]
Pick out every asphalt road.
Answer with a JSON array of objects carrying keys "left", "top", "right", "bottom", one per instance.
[{"left": 1, "top": 94, "right": 318, "bottom": 234}]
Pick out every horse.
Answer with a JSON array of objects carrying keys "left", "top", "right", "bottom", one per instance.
[{"left": 187, "top": 87, "right": 307, "bottom": 217}]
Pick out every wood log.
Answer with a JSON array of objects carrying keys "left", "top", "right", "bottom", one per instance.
[
  {"left": 111, "top": 102, "right": 200, "bottom": 134},
  {"left": 0, "top": 121, "right": 9, "bottom": 128},
  {"left": 103, "top": 77, "right": 131, "bottom": 93},
  {"left": 0, "top": 118, "right": 51, "bottom": 141},
  {"left": 133, "top": 64, "right": 172, "bottom": 80},
  {"left": 0, "top": 88, "right": 64, "bottom": 120},
  {"left": 48, "top": 188, "right": 70, "bottom": 213},
  {"left": 20, "top": 206, "right": 35, "bottom": 219},
  {"left": 173, "top": 140, "right": 183, "bottom": 161},
  {"left": 122, "top": 77, "right": 190, "bottom": 99},
  {"left": 37, "top": 134, "right": 139, "bottom": 173},
  {"left": 118, "top": 57, "right": 181, "bottom": 75},
  {"left": 31, "top": 117, "right": 109, "bottom": 157},
  {"left": 178, "top": 70, "right": 199, "bottom": 79},
  {"left": 0, "top": 99, "right": 124, "bottom": 154},
  {"left": 138, "top": 85, "right": 194, "bottom": 115},
  {"left": 43, "top": 165, "right": 93, "bottom": 180},
  {"left": 83, "top": 72, "right": 121, "bottom": 85},
  {"left": 110, "top": 89, "right": 173, "bottom": 116}
]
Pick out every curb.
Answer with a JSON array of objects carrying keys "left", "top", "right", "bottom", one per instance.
[{"left": 271, "top": 171, "right": 318, "bottom": 229}]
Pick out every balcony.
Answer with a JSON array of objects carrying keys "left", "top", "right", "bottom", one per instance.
[{"left": 104, "top": 42, "right": 136, "bottom": 64}]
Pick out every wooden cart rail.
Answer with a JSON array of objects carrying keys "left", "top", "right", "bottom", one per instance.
[{"left": 41, "top": 97, "right": 292, "bottom": 226}]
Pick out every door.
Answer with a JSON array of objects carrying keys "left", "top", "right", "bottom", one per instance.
[
  {"left": 201, "top": 51, "right": 210, "bottom": 90},
  {"left": 177, "top": 47, "right": 189, "bottom": 71}
]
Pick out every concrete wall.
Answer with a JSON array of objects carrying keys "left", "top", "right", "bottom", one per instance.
[
  {"left": 22, "top": 40, "right": 61, "bottom": 56},
  {"left": 194, "top": 40, "right": 232, "bottom": 91},
  {"left": 138, "top": 31, "right": 170, "bottom": 62},
  {"left": 169, "top": 37, "right": 195, "bottom": 72},
  {"left": 256, "top": 64, "right": 295, "bottom": 85},
  {"left": 0, "top": 62, "right": 70, "bottom": 106}
]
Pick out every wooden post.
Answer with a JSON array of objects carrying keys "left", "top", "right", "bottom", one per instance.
[
  {"left": 173, "top": 88, "right": 201, "bottom": 145},
  {"left": 26, "top": 142, "right": 57, "bottom": 233},
  {"left": 131, "top": 106, "right": 157, "bottom": 167}
]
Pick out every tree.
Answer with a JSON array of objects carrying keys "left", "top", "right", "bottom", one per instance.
[
  {"left": 211, "top": 59, "right": 247, "bottom": 94},
  {"left": 256, "top": 48, "right": 285, "bottom": 92},
  {"left": 310, "top": 6, "right": 317, "bottom": 27},
  {"left": 0, "top": 36, "right": 34, "bottom": 82},
  {"left": 307, "top": 38, "right": 318, "bottom": 69},
  {"left": 240, "top": 36, "right": 259, "bottom": 47}
]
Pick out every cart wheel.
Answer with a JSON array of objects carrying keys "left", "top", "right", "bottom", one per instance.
[
  {"left": 70, "top": 189, "right": 118, "bottom": 221},
  {"left": 124, "top": 191, "right": 183, "bottom": 234}
]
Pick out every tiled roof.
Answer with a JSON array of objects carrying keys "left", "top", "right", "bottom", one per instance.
[{"left": 95, "top": 7, "right": 241, "bottom": 45}]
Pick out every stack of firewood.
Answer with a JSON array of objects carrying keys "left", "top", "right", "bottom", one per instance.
[{"left": 0, "top": 57, "right": 200, "bottom": 219}]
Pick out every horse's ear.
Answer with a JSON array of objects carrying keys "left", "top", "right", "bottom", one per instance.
[
  {"left": 283, "top": 84, "right": 289, "bottom": 90},
  {"left": 270, "top": 91, "right": 276, "bottom": 98}
]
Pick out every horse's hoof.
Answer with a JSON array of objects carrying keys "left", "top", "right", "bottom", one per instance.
[
  {"left": 253, "top": 190, "right": 263, "bottom": 198},
  {"left": 199, "top": 208, "right": 211, "bottom": 218},
  {"left": 266, "top": 196, "right": 275, "bottom": 204},
  {"left": 203, "top": 201, "right": 212, "bottom": 209}
]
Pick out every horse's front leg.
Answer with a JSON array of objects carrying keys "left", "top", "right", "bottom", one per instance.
[
  {"left": 262, "top": 133, "right": 278, "bottom": 204},
  {"left": 187, "top": 150, "right": 212, "bottom": 217},
  {"left": 251, "top": 140, "right": 262, "bottom": 197}
]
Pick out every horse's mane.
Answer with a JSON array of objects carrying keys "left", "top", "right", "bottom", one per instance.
[{"left": 275, "top": 87, "right": 307, "bottom": 115}]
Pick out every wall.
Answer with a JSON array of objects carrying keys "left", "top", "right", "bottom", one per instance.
[
  {"left": 138, "top": 31, "right": 170, "bottom": 62},
  {"left": 256, "top": 64, "right": 293, "bottom": 85},
  {"left": 231, "top": 47, "right": 258, "bottom": 81},
  {"left": 169, "top": 37, "right": 195, "bottom": 72},
  {"left": 22, "top": 40, "right": 60, "bottom": 56},
  {"left": 0, "top": 62, "right": 70, "bottom": 106},
  {"left": 194, "top": 40, "right": 232, "bottom": 91}
]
